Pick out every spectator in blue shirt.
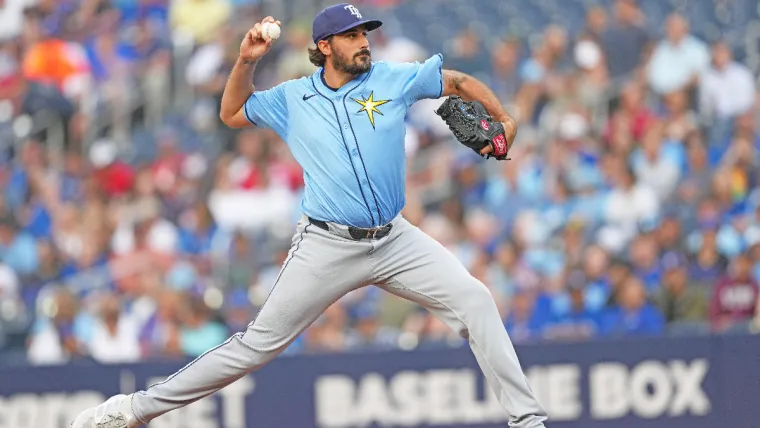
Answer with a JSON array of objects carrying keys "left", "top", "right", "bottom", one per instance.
[
  {"left": 542, "top": 271, "right": 600, "bottom": 341},
  {"left": 0, "top": 216, "right": 39, "bottom": 277},
  {"left": 504, "top": 290, "right": 545, "bottom": 344},
  {"left": 629, "top": 233, "right": 662, "bottom": 293},
  {"left": 688, "top": 222, "right": 729, "bottom": 288},
  {"left": 178, "top": 202, "right": 223, "bottom": 256},
  {"left": 344, "top": 302, "right": 401, "bottom": 352},
  {"left": 581, "top": 245, "right": 613, "bottom": 313},
  {"left": 178, "top": 294, "right": 229, "bottom": 358},
  {"left": 600, "top": 275, "right": 665, "bottom": 337}
]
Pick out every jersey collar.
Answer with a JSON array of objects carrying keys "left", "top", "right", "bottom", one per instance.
[
  {"left": 314, "top": 66, "right": 373, "bottom": 95},
  {"left": 320, "top": 69, "right": 339, "bottom": 92}
]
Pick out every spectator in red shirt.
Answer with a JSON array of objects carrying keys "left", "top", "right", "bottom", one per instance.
[
  {"left": 710, "top": 253, "right": 759, "bottom": 333},
  {"left": 89, "top": 139, "right": 135, "bottom": 197},
  {"left": 228, "top": 130, "right": 268, "bottom": 190},
  {"left": 151, "top": 130, "right": 186, "bottom": 198},
  {"left": 604, "top": 81, "right": 655, "bottom": 152}
]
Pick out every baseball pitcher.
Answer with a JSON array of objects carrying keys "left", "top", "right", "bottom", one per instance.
[{"left": 72, "top": 3, "right": 547, "bottom": 428}]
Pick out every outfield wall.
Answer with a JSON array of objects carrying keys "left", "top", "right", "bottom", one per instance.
[{"left": 0, "top": 334, "right": 758, "bottom": 428}]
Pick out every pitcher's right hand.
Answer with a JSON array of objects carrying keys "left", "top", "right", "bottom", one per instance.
[{"left": 240, "top": 16, "right": 281, "bottom": 62}]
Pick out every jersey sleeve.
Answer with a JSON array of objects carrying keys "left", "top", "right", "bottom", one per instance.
[
  {"left": 392, "top": 53, "right": 444, "bottom": 106},
  {"left": 243, "top": 83, "right": 290, "bottom": 139}
]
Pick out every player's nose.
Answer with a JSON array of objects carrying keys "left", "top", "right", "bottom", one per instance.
[{"left": 359, "top": 34, "right": 369, "bottom": 48}]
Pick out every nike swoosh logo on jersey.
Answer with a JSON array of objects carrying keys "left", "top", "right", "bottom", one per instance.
[{"left": 303, "top": 94, "right": 316, "bottom": 101}]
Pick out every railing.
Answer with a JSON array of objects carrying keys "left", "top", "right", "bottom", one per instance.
[{"left": 13, "top": 39, "right": 191, "bottom": 164}]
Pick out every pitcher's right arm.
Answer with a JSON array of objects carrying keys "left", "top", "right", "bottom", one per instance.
[{"left": 219, "top": 16, "right": 280, "bottom": 128}]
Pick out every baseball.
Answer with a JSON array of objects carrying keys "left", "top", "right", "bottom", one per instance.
[{"left": 262, "top": 22, "right": 281, "bottom": 41}]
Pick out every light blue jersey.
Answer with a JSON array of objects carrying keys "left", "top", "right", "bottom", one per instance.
[{"left": 244, "top": 54, "right": 444, "bottom": 228}]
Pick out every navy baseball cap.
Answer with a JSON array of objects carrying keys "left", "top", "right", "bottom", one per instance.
[{"left": 312, "top": 3, "right": 383, "bottom": 43}]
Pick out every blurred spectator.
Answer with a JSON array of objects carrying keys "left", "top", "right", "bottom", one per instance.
[
  {"left": 415, "top": 312, "right": 465, "bottom": 349},
  {"left": 504, "top": 290, "right": 544, "bottom": 344},
  {"left": 0, "top": 214, "right": 39, "bottom": 276},
  {"left": 630, "top": 121, "right": 683, "bottom": 200},
  {"left": 606, "top": 258, "right": 633, "bottom": 305},
  {"left": 371, "top": 27, "right": 426, "bottom": 64},
  {"left": 229, "top": 130, "right": 268, "bottom": 190},
  {"left": 304, "top": 303, "right": 348, "bottom": 353},
  {"left": 599, "top": 275, "right": 665, "bottom": 337},
  {"left": 140, "top": 288, "right": 183, "bottom": 359},
  {"left": 444, "top": 28, "right": 488, "bottom": 77},
  {"left": 573, "top": 34, "right": 609, "bottom": 110},
  {"left": 0, "top": 263, "right": 23, "bottom": 338},
  {"left": 0, "top": 0, "right": 759, "bottom": 364},
  {"left": 646, "top": 13, "right": 710, "bottom": 96},
  {"left": 560, "top": 220, "right": 586, "bottom": 269},
  {"left": 656, "top": 215, "right": 684, "bottom": 255},
  {"left": 629, "top": 233, "right": 662, "bottom": 293},
  {"left": 710, "top": 253, "right": 759, "bottom": 333},
  {"left": 0, "top": 0, "right": 32, "bottom": 41},
  {"left": 677, "top": 131, "right": 713, "bottom": 205},
  {"left": 605, "top": 81, "right": 655, "bottom": 152},
  {"left": 225, "top": 231, "right": 259, "bottom": 290},
  {"left": 583, "top": 5, "right": 607, "bottom": 42},
  {"left": 661, "top": 90, "right": 698, "bottom": 143},
  {"left": 170, "top": 0, "right": 231, "bottom": 45},
  {"left": 177, "top": 294, "right": 228, "bottom": 357},
  {"left": 90, "top": 139, "right": 135, "bottom": 197},
  {"left": 699, "top": 41, "right": 756, "bottom": 123},
  {"left": 222, "top": 288, "right": 255, "bottom": 334},
  {"left": 110, "top": 219, "right": 175, "bottom": 295},
  {"left": 26, "top": 287, "right": 83, "bottom": 365},
  {"left": 177, "top": 201, "right": 226, "bottom": 263},
  {"left": 487, "top": 241, "right": 520, "bottom": 298},
  {"left": 688, "top": 221, "right": 729, "bottom": 288},
  {"left": 21, "top": 8, "right": 93, "bottom": 102},
  {"left": 516, "top": 27, "right": 568, "bottom": 123},
  {"left": 718, "top": 134, "right": 760, "bottom": 200},
  {"left": 600, "top": 0, "right": 648, "bottom": 79},
  {"left": 114, "top": 197, "right": 179, "bottom": 257},
  {"left": 274, "top": 23, "right": 316, "bottom": 82},
  {"left": 580, "top": 245, "right": 612, "bottom": 313},
  {"left": 542, "top": 272, "right": 600, "bottom": 342},
  {"left": 653, "top": 251, "right": 708, "bottom": 324},
  {"left": 151, "top": 130, "right": 187, "bottom": 199},
  {"left": 185, "top": 25, "right": 237, "bottom": 106},
  {"left": 23, "top": 240, "right": 62, "bottom": 297},
  {"left": 487, "top": 37, "right": 521, "bottom": 104},
  {"left": 344, "top": 304, "right": 401, "bottom": 352},
  {"left": 87, "top": 292, "right": 141, "bottom": 363},
  {"left": 599, "top": 162, "right": 659, "bottom": 252}
]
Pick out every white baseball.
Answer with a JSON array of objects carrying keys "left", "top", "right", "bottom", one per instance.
[{"left": 262, "top": 22, "right": 281, "bottom": 41}]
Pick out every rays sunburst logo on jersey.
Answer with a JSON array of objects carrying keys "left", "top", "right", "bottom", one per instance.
[{"left": 351, "top": 91, "right": 390, "bottom": 129}]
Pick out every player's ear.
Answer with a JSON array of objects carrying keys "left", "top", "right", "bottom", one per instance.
[{"left": 318, "top": 38, "right": 332, "bottom": 56}]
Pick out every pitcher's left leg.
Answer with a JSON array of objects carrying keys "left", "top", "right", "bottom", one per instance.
[{"left": 372, "top": 218, "right": 547, "bottom": 428}]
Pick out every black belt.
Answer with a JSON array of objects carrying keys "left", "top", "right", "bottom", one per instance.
[{"left": 308, "top": 217, "right": 393, "bottom": 240}]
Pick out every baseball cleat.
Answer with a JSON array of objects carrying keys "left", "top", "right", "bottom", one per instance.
[{"left": 70, "top": 393, "right": 142, "bottom": 428}]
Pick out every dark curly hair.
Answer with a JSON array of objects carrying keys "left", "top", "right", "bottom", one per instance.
[{"left": 308, "top": 37, "right": 332, "bottom": 67}]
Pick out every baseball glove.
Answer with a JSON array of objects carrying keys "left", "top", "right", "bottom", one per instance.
[{"left": 435, "top": 96, "right": 511, "bottom": 160}]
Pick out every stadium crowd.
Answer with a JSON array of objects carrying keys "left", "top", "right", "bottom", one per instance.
[{"left": 0, "top": 0, "right": 759, "bottom": 366}]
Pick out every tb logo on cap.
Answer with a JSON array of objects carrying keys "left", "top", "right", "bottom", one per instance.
[{"left": 344, "top": 4, "right": 362, "bottom": 18}]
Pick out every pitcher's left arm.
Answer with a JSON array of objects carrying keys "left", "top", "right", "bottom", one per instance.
[{"left": 442, "top": 69, "right": 517, "bottom": 151}]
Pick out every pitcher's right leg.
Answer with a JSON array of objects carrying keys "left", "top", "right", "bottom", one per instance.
[{"left": 72, "top": 219, "right": 374, "bottom": 427}]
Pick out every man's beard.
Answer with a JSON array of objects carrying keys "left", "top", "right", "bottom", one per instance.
[{"left": 332, "top": 48, "right": 371, "bottom": 75}]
